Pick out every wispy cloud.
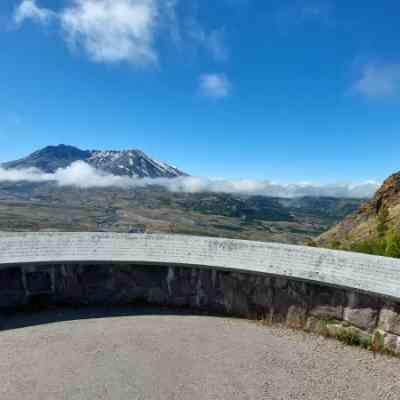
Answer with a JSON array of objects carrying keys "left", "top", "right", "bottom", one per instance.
[
  {"left": 199, "top": 73, "right": 231, "bottom": 99},
  {"left": 14, "top": 0, "right": 54, "bottom": 25},
  {"left": 352, "top": 61, "right": 400, "bottom": 99},
  {"left": 0, "top": 161, "right": 379, "bottom": 198},
  {"left": 187, "top": 21, "right": 229, "bottom": 62},
  {"left": 275, "top": 0, "right": 334, "bottom": 33}
]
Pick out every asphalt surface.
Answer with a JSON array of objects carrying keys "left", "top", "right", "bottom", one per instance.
[{"left": 0, "top": 307, "right": 399, "bottom": 400}]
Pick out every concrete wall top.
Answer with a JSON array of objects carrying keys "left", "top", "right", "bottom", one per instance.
[{"left": 0, "top": 232, "right": 400, "bottom": 300}]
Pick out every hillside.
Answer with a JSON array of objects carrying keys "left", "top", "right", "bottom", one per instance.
[{"left": 318, "top": 171, "right": 400, "bottom": 251}]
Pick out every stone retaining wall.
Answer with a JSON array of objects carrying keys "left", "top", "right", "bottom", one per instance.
[{"left": 1, "top": 262, "right": 400, "bottom": 356}]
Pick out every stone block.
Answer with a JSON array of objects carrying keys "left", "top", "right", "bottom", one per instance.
[
  {"left": 53, "top": 265, "right": 85, "bottom": 304},
  {"left": 25, "top": 271, "right": 52, "bottom": 294},
  {"left": 272, "top": 282, "right": 310, "bottom": 323},
  {"left": 196, "top": 269, "right": 214, "bottom": 294},
  {"left": 310, "top": 285, "right": 344, "bottom": 320},
  {"left": 0, "top": 268, "right": 24, "bottom": 292},
  {"left": 252, "top": 285, "right": 273, "bottom": 308},
  {"left": 274, "top": 277, "right": 288, "bottom": 289},
  {"left": 344, "top": 291, "right": 381, "bottom": 331},
  {"left": 85, "top": 287, "right": 118, "bottom": 304},
  {"left": 288, "top": 280, "right": 311, "bottom": 299},
  {"left": 80, "top": 264, "right": 114, "bottom": 287},
  {"left": 231, "top": 290, "right": 251, "bottom": 317},
  {"left": 169, "top": 296, "right": 187, "bottom": 307},
  {"left": 218, "top": 273, "right": 236, "bottom": 308},
  {"left": 370, "top": 329, "right": 400, "bottom": 355},
  {"left": 0, "top": 313, "right": 6, "bottom": 330},
  {"left": 286, "top": 305, "right": 307, "bottom": 329},
  {"left": 124, "top": 265, "right": 167, "bottom": 291},
  {"left": 216, "top": 273, "right": 252, "bottom": 316},
  {"left": 147, "top": 288, "right": 168, "bottom": 304},
  {"left": 383, "top": 332, "right": 400, "bottom": 355},
  {"left": 305, "top": 317, "right": 339, "bottom": 336},
  {"left": 378, "top": 303, "right": 400, "bottom": 336},
  {"left": 0, "top": 293, "right": 26, "bottom": 309},
  {"left": 169, "top": 268, "right": 196, "bottom": 297},
  {"left": 120, "top": 287, "right": 148, "bottom": 303},
  {"left": 0, "top": 268, "right": 26, "bottom": 308},
  {"left": 231, "top": 272, "right": 247, "bottom": 282}
]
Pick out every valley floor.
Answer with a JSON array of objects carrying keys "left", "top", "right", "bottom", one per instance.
[{"left": 0, "top": 183, "right": 364, "bottom": 244}]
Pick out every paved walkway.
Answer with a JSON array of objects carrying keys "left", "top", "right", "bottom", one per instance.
[{"left": 0, "top": 307, "right": 399, "bottom": 400}]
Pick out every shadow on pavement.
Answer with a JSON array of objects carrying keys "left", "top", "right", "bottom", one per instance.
[{"left": 0, "top": 305, "right": 220, "bottom": 332}]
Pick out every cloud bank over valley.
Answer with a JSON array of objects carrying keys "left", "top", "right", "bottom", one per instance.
[{"left": 0, "top": 161, "right": 379, "bottom": 198}]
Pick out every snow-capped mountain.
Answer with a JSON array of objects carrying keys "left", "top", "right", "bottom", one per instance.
[
  {"left": 87, "top": 149, "right": 186, "bottom": 178},
  {"left": 2, "top": 145, "right": 187, "bottom": 178}
]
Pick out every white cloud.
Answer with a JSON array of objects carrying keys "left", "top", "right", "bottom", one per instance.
[
  {"left": 60, "top": 0, "right": 160, "bottom": 65},
  {"left": 14, "top": 0, "right": 54, "bottom": 25},
  {"left": 352, "top": 62, "right": 400, "bottom": 99},
  {"left": 164, "top": 177, "right": 378, "bottom": 198},
  {"left": 13, "top": 0, "right": 228, "bottom": 68},
  {"left": 199, "top": 73, "right": 231, "bottom": 98},
  {"left": 0, "top": 162, "right": 134, "bottom": 187},
  {"left": 0, "top": 165, "right": 53, "bottom": 183},
  {"left": 14, "top": 0, "right": 176, "bottom": 65},
  {"left": 0, "top": 161, "right": 379, "bottom": 198}
]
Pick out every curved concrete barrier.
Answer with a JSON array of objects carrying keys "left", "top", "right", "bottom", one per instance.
[
  {"left": 1, "top": 232, "right": 400, "bottom": 298},
  {"left": 0, "top": 232, "right": 400, "bottom": 355}
]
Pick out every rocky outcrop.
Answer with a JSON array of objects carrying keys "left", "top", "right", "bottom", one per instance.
[{"left": 318, "top": 171, "right": 400, "bottom": 247}]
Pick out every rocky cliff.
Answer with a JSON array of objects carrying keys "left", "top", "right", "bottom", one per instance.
[{"left": 318, "top": 171, "right": 400, "bottom": 247}]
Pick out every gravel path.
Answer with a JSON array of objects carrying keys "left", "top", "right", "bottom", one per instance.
[{"left": 0, "top": 307, "right": 399, "bottom": 400}]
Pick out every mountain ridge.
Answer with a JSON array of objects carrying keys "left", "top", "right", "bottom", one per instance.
[
  {"left": 317, "top": 170, "right": 400, "bottom": 248},
  {"left": 2, "top": 144, "right": 187, "bottom": 179}
]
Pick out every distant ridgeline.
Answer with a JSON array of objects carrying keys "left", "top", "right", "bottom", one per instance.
[{"left": 317, "top": 171, "right": 400, "bottom": 258}]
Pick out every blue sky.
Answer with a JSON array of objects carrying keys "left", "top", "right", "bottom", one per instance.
[{"left": 0, "top": 0, "right": 399, "bottom": 183}]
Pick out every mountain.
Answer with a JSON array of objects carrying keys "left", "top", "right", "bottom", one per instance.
[
  {"left": 87, "top": 149, "right": 186, "bottom": 178},
  {"left": 2, "top": 145, "right": 91, "bottom": 173},
  {"left": 318, "top": 171, "right": 400, "bottom": 248},
  {"left": 2, "top": 144, "right": 187, "bottom": 178}
]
